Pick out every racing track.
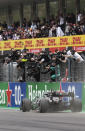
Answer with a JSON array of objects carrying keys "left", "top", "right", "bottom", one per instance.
[{"left": 0, "top": 109, "right": 85, "bottom": 131}]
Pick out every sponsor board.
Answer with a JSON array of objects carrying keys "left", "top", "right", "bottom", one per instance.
[
  {"left": 0, "top": 82, "right": 8, "bottom": 107},
  {"left": 26, "top": 82, "right": 60, "bottom": 101},
  {"left": 82, "top": 83, "right": 85, "bottom": 111},
  {"left": 74, "top": 46, "right": 85, "bottom": 51},
  {"left": 9, "top": 82, "right": 26, "bottom": 107},
  {"left": 61, "top": 82, "right": 82, "bottom": 102},
  {"left": 0, "top": 35, "right": 85, "bottom": 51},
  {"left": 0, "top": 82, "right": 26, "bottom": 108},
  {"left": 0, "top": 82, "right": 83, "bottom": 110}
]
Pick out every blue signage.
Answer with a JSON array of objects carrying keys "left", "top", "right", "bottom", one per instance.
[
  {"left": 61, "top": 82, "right": 82, "bottom": 101},
  {"left": 9, "top": 82, "right": 26, "bottom": 107}
]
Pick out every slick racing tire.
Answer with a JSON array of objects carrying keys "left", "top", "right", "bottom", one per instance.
[
  {"left": 71, "top": 99, "right": 82, "bottom": 112},
  {"left": 40, "top": 98, "right": 49, "bottom": 113},
  {"left": 22, "top": 98, "right": 31, "bottom": 112}
]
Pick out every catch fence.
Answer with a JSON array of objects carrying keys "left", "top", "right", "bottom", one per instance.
[{"left": 0, "top": 58, "right": 85, "bottom": 82}]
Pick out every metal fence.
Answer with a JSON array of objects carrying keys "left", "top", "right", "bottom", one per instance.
[
  {"left": 0, "top": 59, "right": 85, "bottom": 82},
  {"left": 0, "top": 62, "right": 18, "bottom": 82},
  {"left": 69, "top": 59, "right": 85, "bottom": 82}
]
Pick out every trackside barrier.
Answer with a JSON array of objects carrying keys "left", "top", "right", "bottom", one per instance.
[
  {"left": 0, "top": 82, "right": 8, "bottom": 107},
  {"left": 26, "top": 82, "right": 60, "bottom": 101},
  {"left": 82, "top": 83, "right": 85, "bottom": 112},
  {"left": 0, "top": 82, "right": 85, "bottom": 112},
  {"left": 0, "top": 82, "right": 26, "bottom": 108}
]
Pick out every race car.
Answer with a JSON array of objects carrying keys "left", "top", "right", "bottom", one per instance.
[{"left": 20, "top": 86, "right": 82, "bottom": 113}]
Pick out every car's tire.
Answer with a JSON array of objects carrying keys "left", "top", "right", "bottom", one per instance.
[
  {"left": 71, "top": 99, "right": 82, "bottom": 112},
  {"left": 22, "top": 98, "right": 31, "bottom": 112},
  {"left": 40, "top": 98, "right": 49, "bottom": 113}
]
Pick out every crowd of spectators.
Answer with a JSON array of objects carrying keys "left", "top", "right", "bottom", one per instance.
[
  {"left": 3, "top": 46, "right": 84, "bottom": 82},
  {"left": 4, "top": 48, "right": 65, "bottom": 82},
  {"left": 0, "top": 11, "right": 85, "bottom": 82},
  {"left": 0, "top": 12, "right": 85, "bottom": 41}
]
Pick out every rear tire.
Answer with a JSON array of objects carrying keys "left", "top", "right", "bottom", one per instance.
[
  {"left": 71, "top": 99, "right": 82, "bottom": 112},
  {"left": 22, "top": 98, "right": 31, "bottom": 112},
  {"left": 40, "top": 98, "right": 49, "bottom": 113}
]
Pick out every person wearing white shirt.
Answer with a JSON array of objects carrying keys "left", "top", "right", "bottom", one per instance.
[
  {"left": 77, "top": 12, "right": 82, "bottom": 23},
  {"left": 0, "top": 34, "right": 3, "bottom": 41},
  {"left": 68, "top": 49, "right": 84, "bottom": 63},
  {"left": 59, "top": 16, "right": 64, "bottom": 25},
  {"left": 56, "top": 25, "right": 64, "bottom": 37},
  {"left": 72, "top": 51, "right": 84, "bottom": 63},
  {"left": 31, "top": 22, "right": 37, "bottom": 30},
  {"left": 49, "top": 28, "right": 52, "bottom": 37},
  {"left": 67, "top": 50, "right": 73, "bottom": 57}
]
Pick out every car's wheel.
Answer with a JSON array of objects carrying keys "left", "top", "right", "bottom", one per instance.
[
  {"left": 22, "top": 98, "right": 31, "bottom": 112},
  {"left": 40, "top": 98, "right": 49, "bottom": 113},
  {"left": 71, "top": 99, "right": 82, "bottom": 112}
]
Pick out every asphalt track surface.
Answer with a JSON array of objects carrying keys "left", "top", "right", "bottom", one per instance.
[{"left": 0, "top": 109, "right": 85, "bottom": 131}]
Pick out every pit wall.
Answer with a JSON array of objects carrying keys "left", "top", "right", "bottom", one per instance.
[{"left": 0, "top": 82, "right": 85, "bottom": 112}]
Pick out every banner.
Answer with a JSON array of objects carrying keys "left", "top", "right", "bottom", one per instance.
[
  {"left": 74, "top": 46, "right": 85, "bottom": 51},
  {"left": 0, "top": 82, "right": 8, "bottom": 107},
  {"left": 26, "top": 82, "right": 60, "bottom": 101},
  {"left": 62, "top": 82, "right": 82, "bottom": 100},
  {"left": 0, "top": 82, "right": 84, "bottom": 111},
  {"left": 0, "top": 35, "right": 85, "bottom": 51},
  {"left": 82, "top": 83, "right": 85, "bottom": 111},
  {"left": 9, "top": 82, "right": 26, "bottom": 107},
  {"left": 0, "top": 82, "right": 26, "bottom": 108}
]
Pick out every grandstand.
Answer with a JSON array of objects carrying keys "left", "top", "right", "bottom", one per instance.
[
  {"left": 0, "top": 0, "right": 85, "bottom": 82},
  {"left": 0, "top": 0, "right": 84, "bottom": 26}
]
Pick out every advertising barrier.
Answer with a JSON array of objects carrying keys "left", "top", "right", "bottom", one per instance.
[
  {"left": 0, "top": 82, "right": 26, "bottom": 108},
  {"left": 26, "top": 82, "right": 60, "bottom": 101},
  {"left": 61, "top": 82, "right": 82, "bottom": 103},
  {"left": 0, "top": 82, "right": 8, "bottom": 107},
  {"left": 9, "top": 82, "right": 26, "bottom": 107},
  {"left": 62, "top": 82, "right": 82, "bottom": 100},
  {"left": 82, "top": 83, "right": 85, "bottom": 111},
  {"left": 0, "top": 82, "right": 85, "bottom": 112},
  {"left": 0, "top": 35, "right": 85, "bottom": 51}
]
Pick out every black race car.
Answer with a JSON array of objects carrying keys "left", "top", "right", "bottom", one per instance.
[{"left": 20, "top": 86, "right": 82, "bottom": 113}]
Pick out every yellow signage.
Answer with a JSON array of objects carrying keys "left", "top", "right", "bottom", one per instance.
[{"left": 0, "top": 35, "right": 85, "bottom": 50}]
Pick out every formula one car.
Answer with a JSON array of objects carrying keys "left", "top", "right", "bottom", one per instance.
[{"left": 20, "top": 88, "right": 82, "bottom": 113}]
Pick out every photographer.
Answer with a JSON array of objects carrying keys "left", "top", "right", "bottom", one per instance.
[
  {"left": 39, "top": 50, "right": 50, "bottom": 64},
  {"left": 54, "top": 49, "right": 68, "bottom": 81},
  {"left": 46, "top": 55, "right": 61, "bottom": 82},
  {"left": 54, "top": 49, "right": 67, "bottom": 64},
  {"left": 67, "top": 49, "right": 84, "bottom": 63},
  {"left": 8, "top": 48, "right": 21, "bottom": 62},
  {"left": 26, "top": 56, "right": 40, "bottom": 82},
  {"left": 17, "top": 50, "right": 36, "bottom": 82},
  {"left": 17, "top": 51, "right": 28, "bottom": 82}
]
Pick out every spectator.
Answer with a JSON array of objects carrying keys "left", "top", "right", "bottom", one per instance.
[
  {"left": 56, "top": 25, "right": 64, "bottom": 37},
  {"left": 77, "top": 11, "right": 82, "bottom": 24},
  {"left": 0, "top": 14, "right": 84, "bottom": 41},
  {"left": 31, "top": 21, "right": 37, "bottom": 31},
  {"left": 0, "top": 34, "right": 3, "bottom": 41},
  {"left": 67, "top": 49, "right": 84, "bottom": 63},
  {"left": 59, "top": 13, "right": 65, "bottom": 31},
  {"left": 70, "top": 50, "right": 84, "bottom": 63},
  {"left": 65, "top": 23, "right": 71, "bottom": 36}
]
